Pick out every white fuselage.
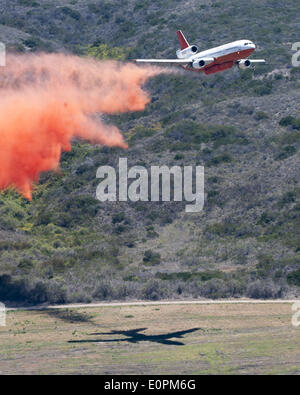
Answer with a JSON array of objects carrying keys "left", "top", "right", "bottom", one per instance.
[{"left": 181, "top": 40, "right": 256, "bottom": 61}]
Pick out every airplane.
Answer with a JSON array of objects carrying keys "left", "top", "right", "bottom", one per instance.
[{"left": 135, "top": 30, "right": 266, "bottom": 75}]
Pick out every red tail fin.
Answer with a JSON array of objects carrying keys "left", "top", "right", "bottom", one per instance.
[{"left": 176, "top": 30, "right": 189, "bottom": 50}]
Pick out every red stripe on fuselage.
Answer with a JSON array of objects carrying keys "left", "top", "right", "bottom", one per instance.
[{"left": 183, "top": 48, "right": 255, "bottom": 74}]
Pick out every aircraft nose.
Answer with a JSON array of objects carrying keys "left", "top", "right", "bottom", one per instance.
[{"left": 250, "top": 43, "right": 256, "bottom": 49}]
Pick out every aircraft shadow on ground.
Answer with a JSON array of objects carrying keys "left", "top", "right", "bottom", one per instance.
[{"left": 68, "top": 327, "right": 201, "bottom": 346}]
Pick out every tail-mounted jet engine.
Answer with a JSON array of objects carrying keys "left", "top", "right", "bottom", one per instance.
[{"left": 176, "top": 45, "right": 198, "bottom": 59}]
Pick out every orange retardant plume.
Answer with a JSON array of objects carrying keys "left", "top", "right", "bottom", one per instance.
[{"left": 0, "top": 53, "right": 164, "bottom": 200}]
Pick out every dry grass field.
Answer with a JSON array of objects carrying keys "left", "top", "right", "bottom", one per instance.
[{"left": 0, "top": 302, "right": 299, "bottom": 375}]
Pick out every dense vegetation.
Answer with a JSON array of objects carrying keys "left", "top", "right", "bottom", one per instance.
[{"left": 0, "top": 0, "right": 299, "bottom": 304}]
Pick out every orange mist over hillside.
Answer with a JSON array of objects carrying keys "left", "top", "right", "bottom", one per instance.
[{"left": 0, "top": 53, "right": 164, "bottom": 200}]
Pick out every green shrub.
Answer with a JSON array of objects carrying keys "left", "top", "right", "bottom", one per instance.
[
  {"left": 129, "top": 126, "right": 157, "bottom": 143},
  {"left": 166, "top": 122, "right": 246, "bottom": 148},
  {"left": 246, "top": 280, "right": 285, "bottom": 299},
  {"left": 113, "top": 224, "right": 127, "bottom": 234},
  {"left": 60, "top": 6, "right": 81, "bottom": 20},
  {"left": 23, "top": 37, "right": 45, "bottom": 51},
  {"left": 142, "top": 279, "right": 168, "bottom": 300},
  {"left": 0, "top": 241, "right": 31, "bottom": 251},
  {"left": 207, "top": 153, "right": 233, "bottom": 166},
  {"left": 279, "top": 116, "right": 300, "bottom": 129},
  {"left": 254, "top": 111, "right": 269, "bottom": 120},
  {"left": 0, "top": 275, "right": 67, "bottom": 304},
  {"left": 206, "top": 222, "right": 237, "bottom": 237},
  {"left": 258, "top": 212, "right": 275, "bottom": 225},
  {"left": 85, "top": 43, "right": 127, "bottom": 60},
  {"left": 170, "top": 142, "right": 193, "bottom": 151},
  {"left": 143, "top": 250, "right": 161, "bottom": 265},
  {"left": 256, "top": 254, "right": 276, "bottom": 278},
  {"left": 112, "top": 212, "right": 125, "bottom": 224},
  {"left": 93, "top": 281, "right": 113, "bottom": 300},
  {"left": 279, "top": 190, "right": 299, "bottom": 206},
  {"left": 155, "top": 271, "right": 224, "bottom": 282},
  {"left": 250, "top": 80, "right": 273, "bottom": 96},
  {"left": 275, "top": 145, "right": 297, "bottom": 160},
  {"left": 18, "top": 0, "right": 40, "bottom": 6},
  {"left": 18, "top": 258, "right": 33, "bottom": 271},
  {"left": 50, "top": 195, "right": 100, "bottom": 227},
  {"left": 287, "top": 270, "right": 300, "bottom": 286}
]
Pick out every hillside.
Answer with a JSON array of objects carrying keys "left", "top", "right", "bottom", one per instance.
[{"left": 0, "top": 0, "right": 299, "bottom": 305}]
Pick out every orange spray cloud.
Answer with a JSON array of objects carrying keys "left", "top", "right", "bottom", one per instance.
[{"left": 0, "top": 53, "right": 164, "bottom": 200}]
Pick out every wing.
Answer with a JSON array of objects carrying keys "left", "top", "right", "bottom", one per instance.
[
  {"left": 163, "top": 328, "right": 201, "bottom": 339},
  {"left": 134, "top": 58, "right": 214, "bottom": 64},
  {"left": 248, "top": 59, "right": 266, "bottom": 63},
  {"left": 134, "top": 59, "right": 192, "bottom": 63}
]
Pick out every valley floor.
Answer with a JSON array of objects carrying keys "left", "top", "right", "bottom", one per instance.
[{"left": 0, "top": 302, "right": 299, "bottom": 374}]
